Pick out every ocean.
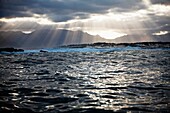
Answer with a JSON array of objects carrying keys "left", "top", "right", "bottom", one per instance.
[{"left": 0, "top": 44, "right": 170, "bottom": 113}]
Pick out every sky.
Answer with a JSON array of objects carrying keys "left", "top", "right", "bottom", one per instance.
[{"left": 0, "top": 0, "right": 170, "bottom": 39}]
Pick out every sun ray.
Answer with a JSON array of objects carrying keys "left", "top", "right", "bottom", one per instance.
[{"left": 0, "top": 0, "right": 169, "bottom": 47}]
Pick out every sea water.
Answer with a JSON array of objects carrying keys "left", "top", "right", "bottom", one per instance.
[{"left": 0, "top": 47, "right": 170, "bottom": 113}]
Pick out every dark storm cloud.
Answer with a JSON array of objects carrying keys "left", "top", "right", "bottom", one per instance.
[
  {"left": 0, "top": 0, "right": 146, "bottom": 22},
  {"left": 150, "top": 0, "right": 170, "bottom": 5}
]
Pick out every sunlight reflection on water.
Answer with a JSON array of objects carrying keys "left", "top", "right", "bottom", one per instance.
[{"left": 0, "top": 49, "right": 170, "bottom": 112}]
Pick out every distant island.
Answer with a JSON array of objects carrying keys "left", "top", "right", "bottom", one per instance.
[{"left": 0, "top": 48, "right": 24, "bottom": 53}]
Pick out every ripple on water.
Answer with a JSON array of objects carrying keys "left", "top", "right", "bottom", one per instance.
[
  {"left": 29, "top": 97, "right": 78, "bottom": 104},
  {"left": 0, "top": 50, "right": 170, "bottom": 112}
]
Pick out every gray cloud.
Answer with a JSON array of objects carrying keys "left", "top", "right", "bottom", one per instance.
[
  {"left": 0, "top": 0, "right": 170, "bottom": 35},
  {"left": 0, "top": 0, "right": 149, "bottom": 22},
  {"left": 151, "top": 0, "right": 170, "bottom": 5}
]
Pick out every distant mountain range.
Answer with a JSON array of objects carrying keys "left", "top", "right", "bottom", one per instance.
[
  {"left": 0, "top": 29, "right": 169, "bottom": 49},
  {"left": 0, "top": 29, "right": 110, "bottom": 49},
  {"left": 113, "top": 33, "right": 170, "bottom": 43}
]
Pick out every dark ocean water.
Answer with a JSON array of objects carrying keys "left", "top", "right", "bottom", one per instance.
[{"left": 0, "top": 47, "right": 170, "bottom": 113}]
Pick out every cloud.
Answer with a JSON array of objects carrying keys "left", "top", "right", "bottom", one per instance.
[
  {"left": 0, "top": 0, "right": 148, "bottom": 22},
  {"left": 150, "top": 0, "right": 170, "bottom": 5},
  {"left": 0, "top": 0, "right": 170, "bottom": 38}
]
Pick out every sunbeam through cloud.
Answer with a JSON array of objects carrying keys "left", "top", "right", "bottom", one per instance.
[
  {"left": 0, "top": 1, "right": 170, "bottom": 113},
  {"left": 0, "top": 0, "right": 170, "bottom": 48}
]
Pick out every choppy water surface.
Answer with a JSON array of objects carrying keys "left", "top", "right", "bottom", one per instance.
[{"left": 0, "top": 48, "right": 170, "bottom": 113}]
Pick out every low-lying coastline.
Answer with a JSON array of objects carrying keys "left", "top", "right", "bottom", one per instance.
[
  {"left": 63, "top": 42, "right": 170, "bottom": 48},
  {"left": 0, "top": 42, "right": 170, "bottom": 53}
]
